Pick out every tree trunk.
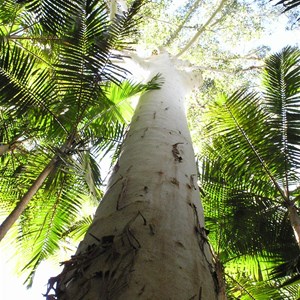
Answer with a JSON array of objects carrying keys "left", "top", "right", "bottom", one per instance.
[{"left": 55, "top": 53, "right": 220, "bottom": 300}]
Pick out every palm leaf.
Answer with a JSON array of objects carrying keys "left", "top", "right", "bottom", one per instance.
[
  {"left": 18, "top": 166, "right": 86, "bottom": 286},
  {"left": 263, "top": 46, "right": 300, "bottom": 185},
  {"left": 0, "top": 0, "right": 155, "bottom": 284},
  {"left": 61, "top": 215, "right": 93, "bottom": 241},
  {"left": 16, "top": 0, "right": 82, "bottom": 34},
  {"left": 226, "top": 274, "right": 288, "bottom": 299},
  {"left": 200, "top": 47, "right": 300, "bottom": 297},
  {"left": 0, "top": 41, "right": 64, "bottom": 133}
]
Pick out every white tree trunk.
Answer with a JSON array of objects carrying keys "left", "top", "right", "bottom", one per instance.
[{"left": 55, "top": 53, "right": 220, "bottom": 300}]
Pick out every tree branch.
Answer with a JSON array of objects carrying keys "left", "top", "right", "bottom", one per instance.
[
  {"left": 164, "top": 0, "right": 202, "bottom": 47},
  {"left": 176, "top": 0, "right": 227, "bottom": 58}
]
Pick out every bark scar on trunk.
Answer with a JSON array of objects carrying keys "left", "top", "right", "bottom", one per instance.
[
  {"left": 172, "top": 142, "right": 184, "bottom": 162},
  {"left": 170, "top": 177, "right": 180, "bottom": 187},
  {"left": 141, "top": 127, "right": 149, "bottom": 138},
  {"left": 190, "top": 174, "right": 197, "bottom": 190},
  {"left": 117, "top": 177, "right": 128, "bottom": 210},
  {"left": 199, "top": 286, "right": 202, "bottom": 300},
  {"left": 189, "top": 202, "right": 221, "bottom": 296}
]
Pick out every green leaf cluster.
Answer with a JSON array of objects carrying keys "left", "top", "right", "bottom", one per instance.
[
  {"left": 199, "top": 46, "right": 300, "bottom": 298},
  {"left": 0, "top": 0, "right": 160, "bottom": 285}
]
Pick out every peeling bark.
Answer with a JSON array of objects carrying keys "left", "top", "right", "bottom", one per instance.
[{"left": 52, "top": 53, "right": 221, "bottom": 300}]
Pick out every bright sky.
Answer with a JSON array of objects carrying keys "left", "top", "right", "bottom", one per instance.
[
  {"left": 0, "top": 2, "right": 299, "bottom": 300},
  {"left": 0, "top": 258, "right": 61, "bottom": 299}
]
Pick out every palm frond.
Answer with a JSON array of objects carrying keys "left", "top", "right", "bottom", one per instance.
[
  {"left": 203, "top": 91, "right": 285, "bottom": 195},
  {"left": 18, "top": 168, "right": 86, "bottom": 286},
  {"left": 62, "top": 215, "right": 93, "bottom": 241},
  {"left": 263, "top": 46, "right": 300, "bottom": 180},
  {"left": 16, "top": 0, "right": 82, "bottom": 35},
  {"left": 271, "top": 255, "right": 300, "bottom": 285},
  {"left": 0, "top": 42, "right": 65, "bottom": 134},
  {"left": 109, "top": 0, "right": 144, "bottom": 50},
  {"left": 200, "top": 47, "right": 300, "bottom": 297},
  {"left": 226, "top": 273, "right": 287, "bottom": 300}
]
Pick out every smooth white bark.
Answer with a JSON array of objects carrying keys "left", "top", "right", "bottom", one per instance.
[{"left": 55, "top": 53, "right": 219, "bottom": 300}]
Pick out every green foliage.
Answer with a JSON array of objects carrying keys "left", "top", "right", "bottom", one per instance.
[
  {"left": 199, "top": 47, "right": 300, "bottom": 298},
  {"left": 0, "top": 0, "right": 162, "bottom": 284}
]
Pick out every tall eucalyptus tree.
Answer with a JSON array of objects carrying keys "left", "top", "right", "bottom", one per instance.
[
  {"left": 47, "top": 51, "right": 222, "bottom": 300},
  {"left": 44, "top": 0, "right": 294, "bottom": 299}
]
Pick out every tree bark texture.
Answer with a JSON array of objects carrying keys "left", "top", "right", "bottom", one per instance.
[{"left": 55, "top": 53, "right": 220, "bottom": 300}]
